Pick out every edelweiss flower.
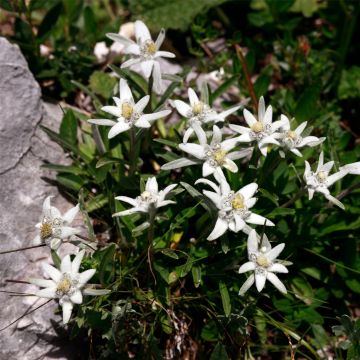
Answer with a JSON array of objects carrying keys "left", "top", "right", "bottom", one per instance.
[
  {"left": 88, "top": 79, "right": 170, "bottom": 138},
  {"left": 29, "top": 250, "right": 96, "bottom": 324},
  {"left": 113, "top": 177, "right": 177, "bottom": 217},
  {"left": 276, "top": 115, "right": 325, "bottom": 157},
  {"left": 34, "top": 196, "right": 80, "bottom": 250},
  {"left": 304, "top": 152, "right": 360, "bottom": 209},
  {"left": 229, "top": 97, "right": 285, "bottom": 156},
  {"left": 161, "top": 125, "right": 251, "bottom": 177},
  {"left": 173, "top": 88, "right": 240, "bottom": 143},
  {"left": 107, "top": 20, "right": 175, "bottom": 92},
  {"left": 195, "top": 173, "right": 274, "bottom": 240},
  {"left": 238, "top": 230, "right": 288, "bottom": 295}
]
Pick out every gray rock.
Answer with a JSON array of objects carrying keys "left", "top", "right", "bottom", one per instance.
[{"left": 0, "top": 38, "right": 80, "bottom": 359}]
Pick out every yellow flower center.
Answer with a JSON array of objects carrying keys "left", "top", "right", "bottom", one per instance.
[
  {"left": 213, "top": 149, "right": 227, "bottom": 165},
  {"left": 141, "top": 190, "right": 152, "bottom": 200},
  {"left": 57, "top": 277, "right": 72, "bottom": 294},
  {"left": 256, "top": 255, "right": 270, "bottom": 267},
  {"left": 251, "top": 121, "right": 264, "bottom": 133},
  {"left": 286, "top": 130, "right": 297, "bottom": 140},
  {"left": 192, "top": 102, "right": 204, "bottom": 115},
  {"left": 317, "top": 171, "right": 327, "bottom": 182},
  {"left": 122, "top": 102, "right": 133, "bottom": 119},
  {"left": 145, "top": 41, "right": 157, "bottom": 55},
  {"left": 231, "top": 194, "right": 245, "bottom": 209},
  {"left": 40, "top": 222, "right": 52, "bottom": 240}
]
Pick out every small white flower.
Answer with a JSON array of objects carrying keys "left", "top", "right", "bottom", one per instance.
[
  {"left": 229, "top": 96, "right": 285, "bottom": 156},
  {"left": 94, "top": 41, "right": 109, "bottom": 63},
  {"left": 173, "top": 88, "right": 240, "bottom": 143},
  {"left": 29, "top": 250, "right": 96, "bottom": 324},
  {"left": 113, "top": 177, "right": 177, "bottom": 217},
  {"left": 276, "top": 115, "right": 325, "bottom": 157},
  {"left": 107, "top": 20, "right": 175, "bottom": 92},
  {"left": 238, "top": 230, "right": 288, "bottom": 295},
  {"left": 195, "top": 173, "right": 274, "bottom": 240},
  {"left": 161, "top": 125, "right": 251, "bottom": 177},
  {"left": 88, "top": 79, "right": 170, "bottom": 138},
  {"left": 34, "top": 196, "right": 80, "bottom": 250},
  {"left": 304, "top": 152, "right": 360, "bottom": 209}
]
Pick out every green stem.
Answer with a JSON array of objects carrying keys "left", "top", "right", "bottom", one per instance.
[
  {"left": 147, "top": 208, "right": 157, "bottom": 285},
  {"left": 129, "top": 127, "right": 137, "bottom": 176}
]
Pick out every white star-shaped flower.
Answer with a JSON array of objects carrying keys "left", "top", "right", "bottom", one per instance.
[
  {"left": 229, "top": 96, "right": 285, "bottom": 156},
  {"left": 29, "top": 250, "right": 97, "bottom": 324},
  {"left": 276, "top": 115, "right": 325, "bottom": 157},
  {"left": 161, "top": 125, "right": 251, "bottom": 177},
  {"left": 195, "top": 173, "right": 274, "bottom": 240},
  {"left": 88, "top": 79, "right": 170, "bottom": 138},
  {"left": 113, "top": 177, "right": 177, "bottom": 217},
  {"left": 238, "top": 230, "right": 288, "bottom": 295},
  {"left": 304, "top": 152, "right": 360, "bottom": 209},
  {"left": 107, "top": 20, "right": 175, "bottom": 92},
  {"left": 33, "top": 196, "right": 80, "bottom": 250},
  {"left": 173, "top": 87, "right": 240, "bottom": 143}
]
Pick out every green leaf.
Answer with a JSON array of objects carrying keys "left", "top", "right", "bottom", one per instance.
[
  {"left": 210, "top": 76, "right": 238, "bottom": 104},
  {"left": 258, "top": 188, "right": 279, "bottom": 206},
  {"left": 89, "top": 71, "right": 117, "bottom": 99},
  {"left": 37, "top": 1, "right": 63, "bottom": 40},
  {"left": 254, "top": 73, "right": 271, "bottom": 98},
  {"left": 51, "top": 250, "right": 61, "bottom": 268},
  {"left": 268, "top": 208, "right": 295, "bottom": 217},
  {"left": 129, "top": 0, "right": 228, "bottom": 31},
  {"left": 290, "top": 0, "right": 327, "bottom": 17},
  {"left": 192, "top": 266, "right": 202, "bottom": 288},
  {"left": 83, "top": 5, "right": 97, "bottom": 34},
  {"left": 219, "top": 281, "right": 231, "bottom": 317},
  {"left": 294, "top": 84, "right": 321, "bottom": 122},
  {"left": 60, "top": 109, "right": 77, "bottom": 145},
  {"left": 95, "top": 156, "right": 120, "bottom": 169},
  {"left": 0, "top": 0, "right": 13, "bottom": 11},
  {"left": 99, "top": 244, "right": 116, "bottom": 285},
  {"left": 179, "top": 256, "right": 194, "bottom": 277},
  {"left": 153, "top": 138, "right": 179, "bottom": 148},
  {"left": 210, "top": 343, "right": 229, "bottom": 360},
  {"left": 85, "top": 194, "right": 108, "bottom": 212},
  {"left": 161, "top": 249, "right": 179, "bottom": 259},
  {"left": 29, "top": 0, "right": 50, "bottom": 11},
  {"left": 56, "top": 173, "right": 84, "bottom": 191},
  {"left": 338, "top": 66, "right": 360, "bottom": 100},
  {"left": 41, "top": 163, "right": 86, "bottom": 175}
]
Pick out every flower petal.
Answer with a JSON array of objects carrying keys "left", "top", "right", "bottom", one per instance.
[
  {"left": 141, "top": 60, "right": 154, "bottom": 78},
  {"left": 238, "top": 274, "right": 255, "bottom": 295},
  {"left": 203, "top": 190, "right": 222, "bottom": 208},
  {"left": 263, "top": 105, "right": 272, "bottom": 125},
  {"left": 61, "top": 226, "right": 79, "bottom": 238},
  {"left": 183, "top": 127, "right": 194, "bottom": 143},
  {"left": 155, "top": 50, "right": 175, "bottom": 58},
  {"left": 161, "top": 158, "right": 198, "bottom": 170},
  {"left": 61, "top": 255, "right": 72, "bottom": 273},
  {"left": 88, "top": 119, "right": 117, "bottom": 126},
  {"left": 106, "top": 33, "right": 135, "bottom": 46},
  {"left": 155, "top": 28, "right": 165, "bottom": 49},
  {"left": 108, "top": 121, "right": 131, "bottom": 138},
  {"left": 42, "top": 263, "right": 62, "bottom": 282},
  {"left": 246, "top": 213, "right": 274, "bottom": 226},
  {"left": 36, "top": 287, "right": 57, "bottom": 299},
  {"left": 236, "top": 132, "right": 252, "bottom": 143},
  {"left": 247, "top": 230, "right": 259, "bottom": 254},
  {"left": 134, "top": 117, "right": 151, "bottom": 128},
  {"left": 195, "top": 178, "right": 220, "bottom": 194},
  {"left": 29, "top": 278, "right": 56, "bottom": 288},
  {"left": 229, "top": 124, "right": 251, "bottom": 134},
  {"left": 258, "top": 97, "right": 265, "bottom": 122},
  {"left": 121, "top": 58, "right": 141, "bottom": 69},
  {"left": 238, "top": 261, "right": 256, "bottom": 273},
  {"left": 193, "top": 123, "right": 207, "bottom": 146},
  {"left": 179, "top": 143, "right": 205, "bottom": 159},
  {"left": 72, "top": 250, "right": 85, "bottom": 274},
  {"left": 267, "top": 263, "right": 288, "bottom": 273},
  {"left": 255, "top": 272, "right": 267, "bottom": 292},
  {"left": 122, "top": 43, "right": 140, "bottom": 55},
  {"left": 266, "top": 272, "right": 287, "bottom": 293},
  {"left": 239, "top": 183, "right": 258, "bottom": 200},
  {"left": 134, "top": 95, "right": 150, "bottom": 113},
  {"left": 61, "top": 300, "right": 73, "bottom": 324},
  {"left": 202, "top": 162, "right": 215, "bottom": 177},
  {"left": 113, "top": 207, "right": 142, "bottom": 217},
  {"left": 102, "top": 106, "right": 122, "bottom": 117},
  {"left": 326, "top": 170, "right": 347, "bottom": 187},
  {"left": 188, "top": 88, "right": 199, "bottom": 107},
  {"left": 78, "top": 269, "right": 96, "bottom": 285},
  {"left": 211, "top": 125, "right": 222, "bottom": 145},
  {"left": 243, "top": 109, "right": 257, "bottom": 127},
  {"left": 223, "top": 158, "right": 238, "bottom": 173},
  {"left": 146, "top": 177, "right": 158, "bottom": 193},
  {"left": 70, "top": 290, "right": 83, "bottom": 304},
  {"left": 174, "top": 100, "right": 191, "bottom": 118},
  {"left": 115, "top": 196, "right": 138, "bottom": 207},
  {"left": 266, "top": 243, "right": 285, "bottom": 261},
  {"left": 207, "top": 218, "right": 228, "bottom": 241},
  {"left": 135, "top": 20, "right": 151, "bottom": 42},
  {"left": 62, "top": 204, "right": 79, "bottom": 224},
  {"left": 140, "top": 110, "right": 171, "bottom": 123}
]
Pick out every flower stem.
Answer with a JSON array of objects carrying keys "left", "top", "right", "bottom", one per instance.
[
  {"left": 147, "top": 208, "right": 157, "bottom": 285},
  {"left": 129, "top": 127, "right": 137, "bottom": 176},
  {"left": 234, "top": 44, "right": 258, "bottom": 110}
]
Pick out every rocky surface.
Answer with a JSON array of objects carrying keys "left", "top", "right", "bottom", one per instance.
[{"left": 0, "top": 38, "right": 81, "bottom": 359}]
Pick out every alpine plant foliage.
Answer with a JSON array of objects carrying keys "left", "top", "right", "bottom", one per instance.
[{"left": 2, "top": 19, "right": 360, "bottom": 359}]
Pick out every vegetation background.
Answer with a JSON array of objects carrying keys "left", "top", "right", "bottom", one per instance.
[{"left": 1, "top": 0, "right": 359, "bottom": 359}]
